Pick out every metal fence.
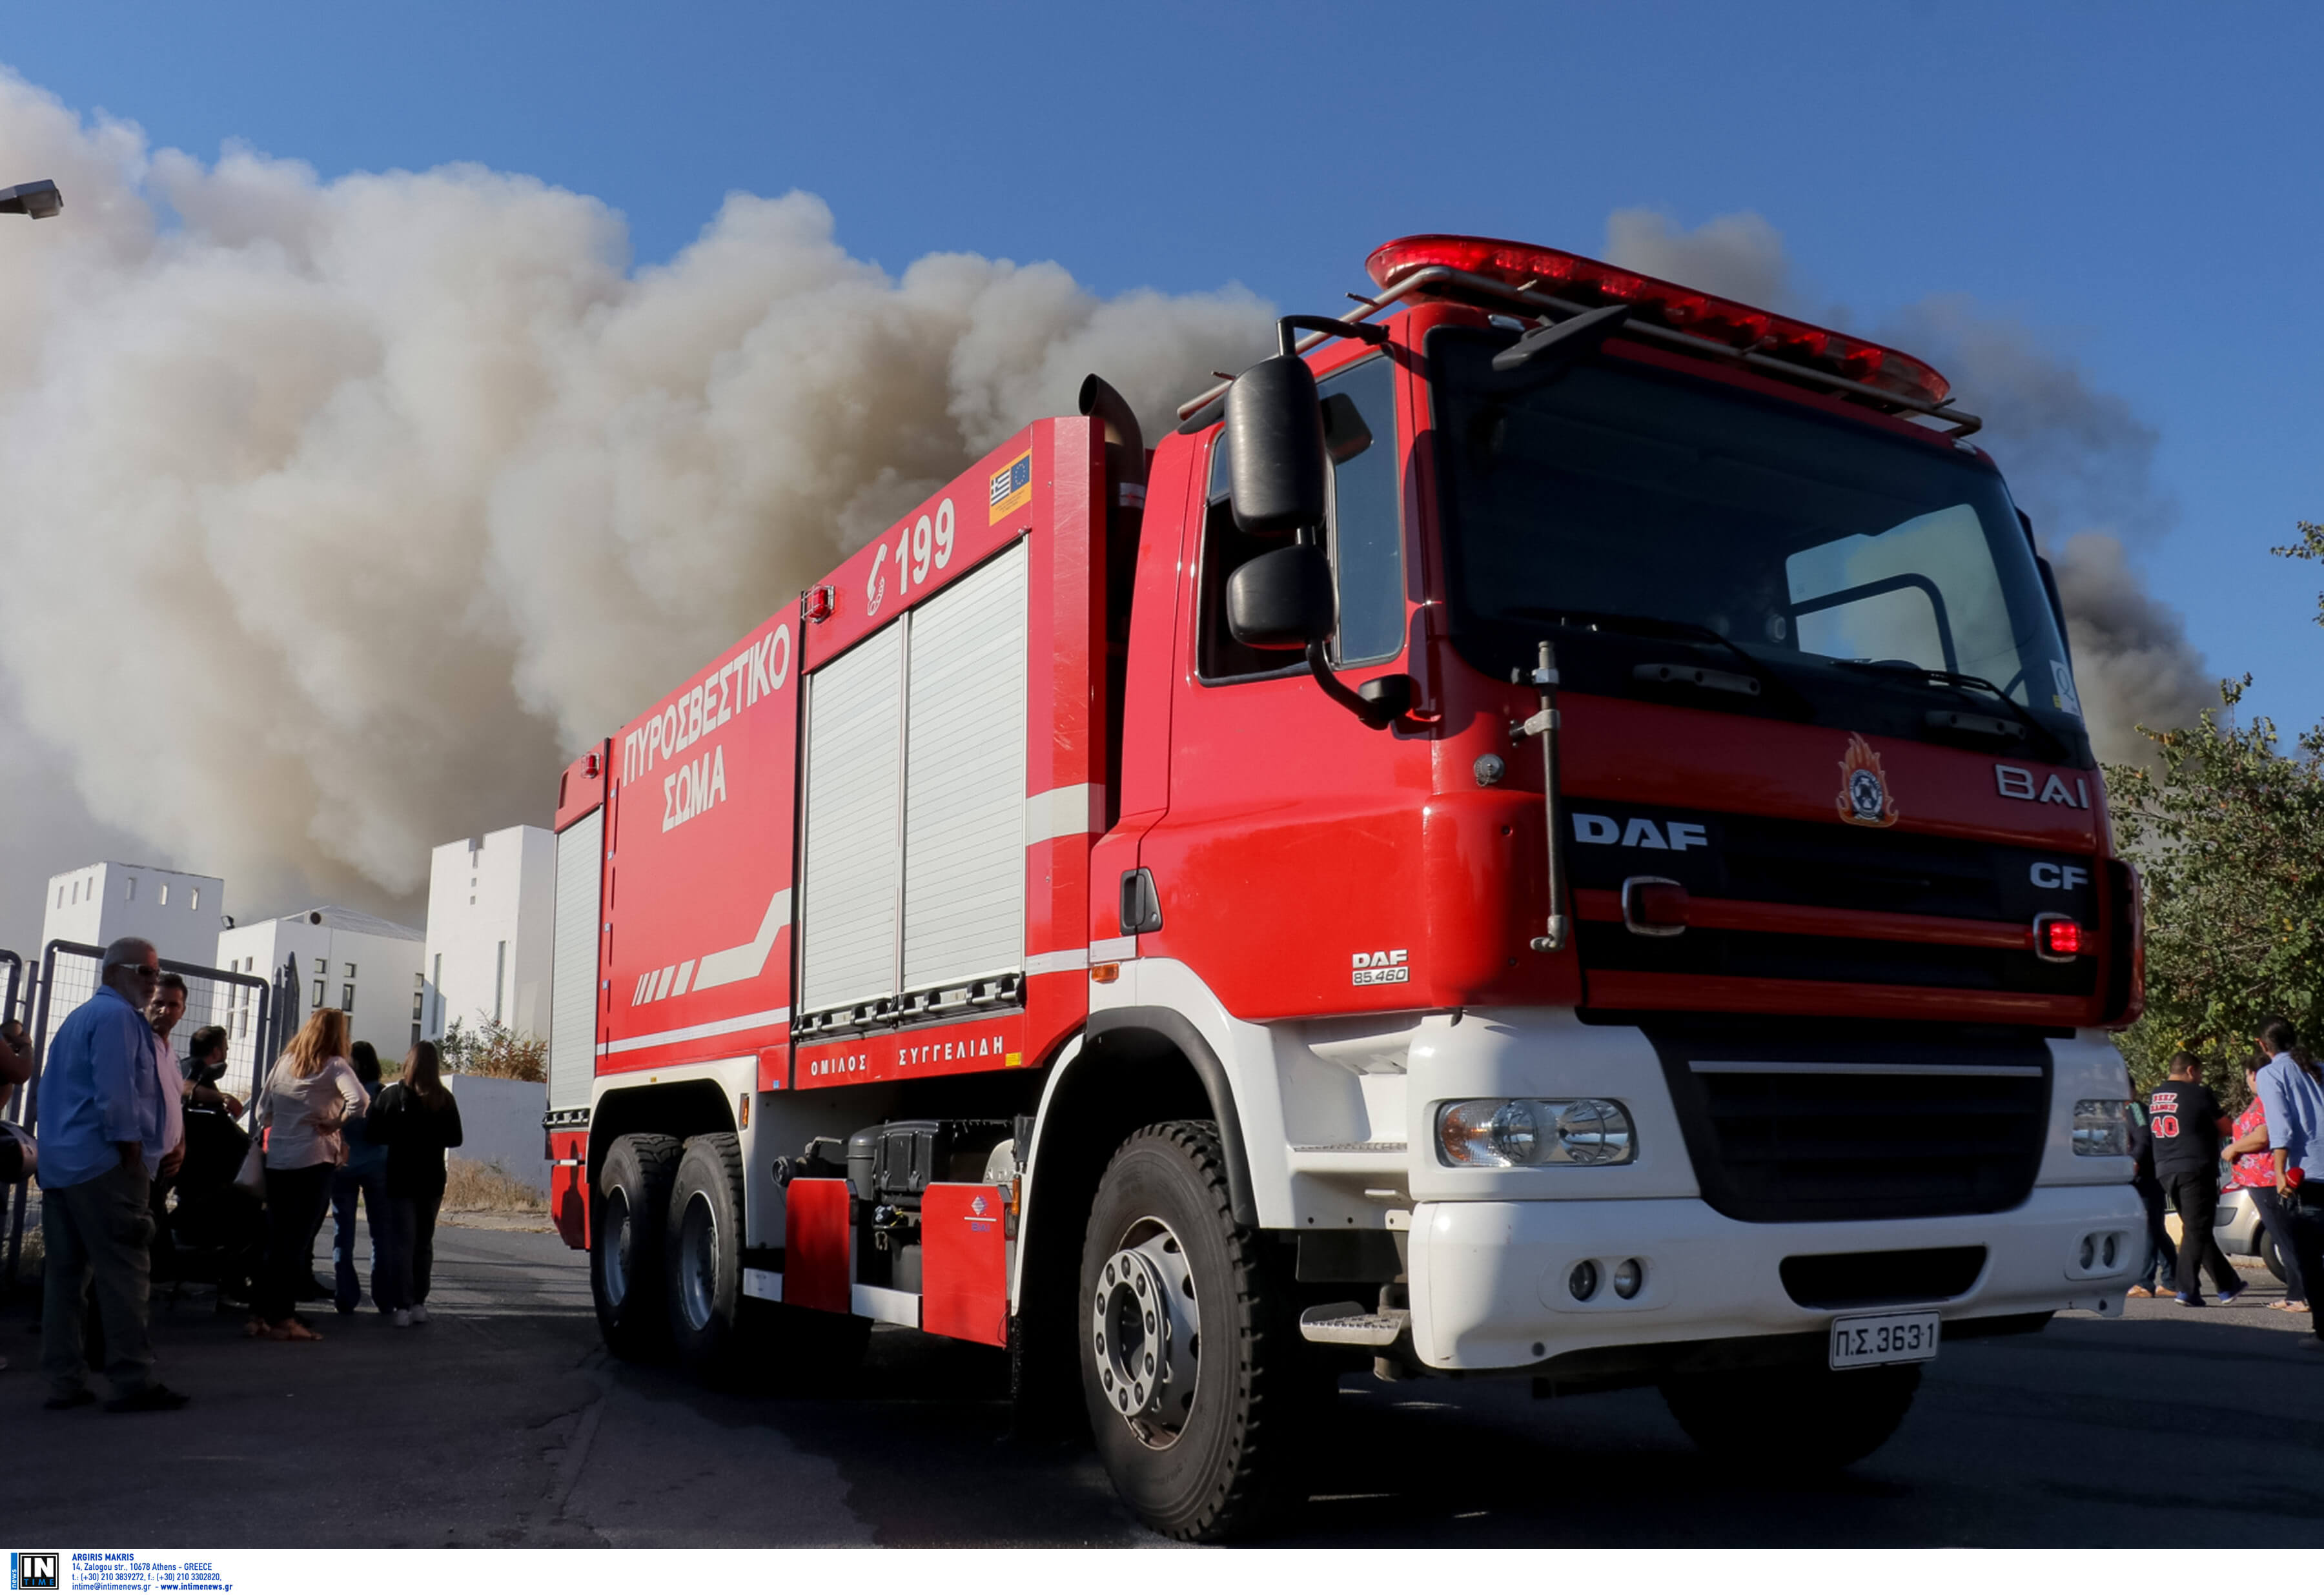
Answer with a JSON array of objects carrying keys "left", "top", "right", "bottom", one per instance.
[
  {"left": 1, "top": 946, "right": 30, "bottom": 1296},
  {"left": 1, "top": 942, "right": 300, "bottom": 1297}
]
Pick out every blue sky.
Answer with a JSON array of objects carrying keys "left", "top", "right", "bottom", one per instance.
[{"left": 8, "top": 0, "right": 2320, "bottom": 733}]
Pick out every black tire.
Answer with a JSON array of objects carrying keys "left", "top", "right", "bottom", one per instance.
[
  {"left": 1078, "top": 1121, "right": 1322, "bottom": 1543},
  {"left": 1662, "top": 1363, "right": 1921, "bottom": 1470},
  {"left": 2260, "top": 1226, "right": 2285, "bottom": 1285},
  {"left": 593, "top": 1132, "right": 680, "bottom": 1360},
  {"left": 662, "top": 1133, "right": 872, "bottom": 1390},
  {"left": 666, "top": 1133, "right": 748, "bottom": 1380}
]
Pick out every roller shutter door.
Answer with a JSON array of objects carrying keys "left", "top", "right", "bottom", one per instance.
[
  {"left": 547, "top": 808, "right": 602, "bottom": 1112},
  {"left": 902, "top": 541, "right": 1028, "bottom": 991},
  {"left": 799, "top": 623, "right": 905, "bottom": 1015}
]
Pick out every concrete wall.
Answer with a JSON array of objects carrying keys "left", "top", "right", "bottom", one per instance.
[
  {"left": 316, "top": 927, "right": 428, "bottom": 1062},
  {"left": 443, "top": 1072, "right": 549, "bottom": 1192},
  {"left": 215, "top": 909, "right": 425, "bottom": 1064},
  {"left": 423, "top": 826, "right": 556, "bottom": 1042},
  {"left": 41, "top": 862, "right": 226, "bottom": 967}
]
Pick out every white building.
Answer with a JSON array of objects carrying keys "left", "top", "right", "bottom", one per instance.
[
  {"left": 214, "top": 906, "right": 425, "bottom": 1061},
  {"left": 422, "top": 826, "right": 556, "bottom": 1042},
  {"left": 41, "top": 862, "right": 227, "bottom": 968}
]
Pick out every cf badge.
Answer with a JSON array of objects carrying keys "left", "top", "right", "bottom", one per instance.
[{"left": 1835, "top": 734, "right": 1899, "bottom": 829}]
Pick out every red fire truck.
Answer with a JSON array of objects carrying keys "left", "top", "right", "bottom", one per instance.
[{"left": 539, "top": 234, "right": 2145, "bottom": 1540}]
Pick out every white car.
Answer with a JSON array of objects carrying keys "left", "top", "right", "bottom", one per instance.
[{"left": 2214, "top": 1185, "right": 2289, "bottom": 1283}]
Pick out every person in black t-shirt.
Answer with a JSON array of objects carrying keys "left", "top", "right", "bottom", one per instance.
[{"left": 2148, "top": 1051, "right": 2241, "bottom": 1305}]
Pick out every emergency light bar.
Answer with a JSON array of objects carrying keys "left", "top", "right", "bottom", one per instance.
[{"left": 1364, "top": 234, "right": 1952, "bottom": 409}]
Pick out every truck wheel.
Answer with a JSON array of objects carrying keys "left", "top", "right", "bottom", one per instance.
[
  {"left": 2260, "top": 1226, "right": 2285, "bottom": 1284},
  {"left": 1079, "top": 1121, "right": 1318, "bottom": 1543},
  {"left": 593, "top": 1132, "right": 680, "bottom": 1360},
  {"left": 1661, "top": 1363, "right": 1921, "bottom": 1470},
  {"left": 666, "top": 1133, "right": 748, "bottom": 1380}
]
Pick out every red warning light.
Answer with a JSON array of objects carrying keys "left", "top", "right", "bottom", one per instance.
[
  {"left": 806, "top": 585, "right": 837, "bottom": 623},
  {"left": 2040, "top": 918, "right": 2084, "bottom": 957},
  {"left": 1362, "top": 234, "right": 1952, "bottom": 407}
]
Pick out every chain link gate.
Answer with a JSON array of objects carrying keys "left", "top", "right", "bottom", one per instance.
[
  {"left": 0, "top": 948, "right": 23, "bottom": 1293},
  {"left": 1, "top": 941, "right": 300, "bottom": 1297}
]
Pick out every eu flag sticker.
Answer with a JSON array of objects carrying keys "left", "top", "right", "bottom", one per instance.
[{"left": 988, "top": 450, "right": 1033, "bottom": 523}]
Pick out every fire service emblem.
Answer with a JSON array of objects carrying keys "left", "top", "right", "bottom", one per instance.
[{"left": 1835, "top": 734, "right": 1898, "bottom": 828}]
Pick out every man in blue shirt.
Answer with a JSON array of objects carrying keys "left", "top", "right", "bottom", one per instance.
[
  {"left": 36, "top": 937, "right": 192, "bottom": 1411},
  {"left": 2251, "top": 1015, "right": 2324, "bottom": 1348}
]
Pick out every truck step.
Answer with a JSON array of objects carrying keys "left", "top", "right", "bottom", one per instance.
[{"left": 1298, "top": 1303, "right": 1412, "bottom": 1346}]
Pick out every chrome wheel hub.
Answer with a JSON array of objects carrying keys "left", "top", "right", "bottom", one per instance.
[
  {"left": 1092, "top": 1217, "right": 1201, "bottom": 1448},
  {"left": 677, "top": 1191, "right": 718, "bottom": 1332},
  {"left": 602, "top": 1191, "right": 631, "bottom": 1302}
]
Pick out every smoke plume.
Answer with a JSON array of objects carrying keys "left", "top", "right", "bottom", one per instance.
[
  {"left": 1607, "top": 209, "right": 2211, "bottom": 764},
  {"left": 0, "top": 73, "right": 1274, "bottom": 941}
]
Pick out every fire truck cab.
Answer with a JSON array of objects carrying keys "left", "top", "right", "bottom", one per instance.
[{"left": 541, "top": 235, "right": 2144, "bottom": 1541}]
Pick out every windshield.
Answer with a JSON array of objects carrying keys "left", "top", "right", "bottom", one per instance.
[{"left": 1428, "top": 327, "right": 2086, "bottom": 751}]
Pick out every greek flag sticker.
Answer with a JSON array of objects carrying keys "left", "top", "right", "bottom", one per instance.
[{"left": 988, "top": 450, "right": 1033, "bottom": 523}]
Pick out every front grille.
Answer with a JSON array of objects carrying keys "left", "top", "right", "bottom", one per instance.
[
  {"left": 1581, "top": 922, "right": 2094, "bottom": 995},
  {"left": 1644, "top": 1021, "right": 2051, "bottom": 1223},
  {"left": 1710, "top": 813, "right": 2022, "bottom": 920},
  {"left": 1780, "top": 1246, "right": 1988, "bottom": 1309},
  {"left": 1566, "top": 798, "right": 2099, "bottom": 999}
]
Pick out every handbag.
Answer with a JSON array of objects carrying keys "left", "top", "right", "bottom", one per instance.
[
  {"left": 235, "top": 1060, "right": 276, "bottom": 1197},
  {"left": 232, "top": 1137, "right": 265, "bottom": 1198}
]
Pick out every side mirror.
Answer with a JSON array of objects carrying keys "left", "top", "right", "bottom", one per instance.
[
  {"left": 1224, "top": 354, "right": 1326, "bottom": 536},
  {"left": 1226, "top": 544, "right": 1334, "bottom": 651}
]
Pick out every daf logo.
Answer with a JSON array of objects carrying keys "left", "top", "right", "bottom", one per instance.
[{"left": 1572, "top": 814, "right": 1709, "bottom": 851}]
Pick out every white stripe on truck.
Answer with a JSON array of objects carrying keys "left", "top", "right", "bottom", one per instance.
[
  {"left": 1023, "top": 783, "right": 1104, "bottom": 846},
  {"left": 599, "top": 1006, "right": 792, "bottom": 1056}
]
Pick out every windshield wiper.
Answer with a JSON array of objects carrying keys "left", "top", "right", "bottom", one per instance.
[
  {"left": 1501, "top": 606, "right": 1809, "bottom": 712},
  {"left": 1831, "top": 659, "right": 2068, "bottom": 757}
]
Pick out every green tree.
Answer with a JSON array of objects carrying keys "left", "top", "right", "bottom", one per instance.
[{"left": 2105, "top": 522, "right": 2324, "bottom": 1099}]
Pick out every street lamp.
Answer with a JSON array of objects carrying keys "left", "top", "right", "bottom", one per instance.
[{"left": 0, "top": 180, "right": 61, "bottom": 219}]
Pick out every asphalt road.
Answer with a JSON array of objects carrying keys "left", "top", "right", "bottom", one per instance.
[{"left": 6, "top": 1220, "right": 2319, "bottom": 1547}]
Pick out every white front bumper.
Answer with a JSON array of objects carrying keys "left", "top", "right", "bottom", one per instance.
[{"left": 1407, "top": 1183, "right": 2145, "bottom": 1370}]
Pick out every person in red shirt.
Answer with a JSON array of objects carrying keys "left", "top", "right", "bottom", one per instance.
[{"left": 2225, "top": 1057, "right": 2309, "bottom": 1312}]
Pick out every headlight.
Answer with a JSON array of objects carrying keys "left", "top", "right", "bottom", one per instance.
[
  {"left": 1436, "top": 1098, "right": 1636, "bottom": 1167},
  {"left": 2072, "top": 1099, "right": 2131, "bottom": 1157}
]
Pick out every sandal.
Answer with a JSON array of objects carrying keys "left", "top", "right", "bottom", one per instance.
[
  {"left": 2276, "top": 1300, "right": 2310, "bottom": 1312},
  {"left": 265, "top": 1319, "right": 323, "bottom": 1342}
]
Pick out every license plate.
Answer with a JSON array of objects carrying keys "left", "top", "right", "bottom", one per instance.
[{"left": 1828, "top": 1310, "right": 1941, "bottom": 1370}]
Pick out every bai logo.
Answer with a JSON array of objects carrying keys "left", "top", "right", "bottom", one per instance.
[
  {"left": 1995, "top": 764, "right": 2092, "bottom": 810},
  {"left": 1352, "top": 950, "right": 1410, "bottom": 986},
  {"left": 12, "top": 1554, "right": 59, "bottom": 1592}
]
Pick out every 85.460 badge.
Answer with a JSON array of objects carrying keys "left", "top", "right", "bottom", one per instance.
[{"left": 1835, "top": 733, "right": 1899, "bottom": 828}]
